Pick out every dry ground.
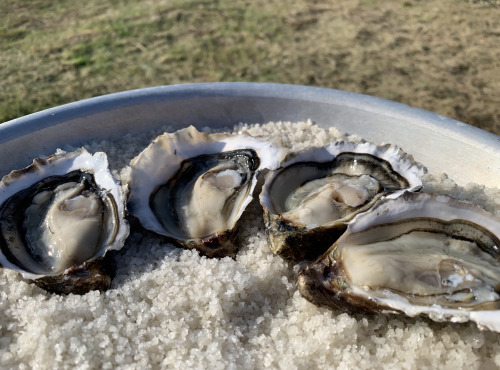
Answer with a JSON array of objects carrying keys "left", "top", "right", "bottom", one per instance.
[{"left": 1, "top": 0, "right": 499, "bottom": 134}]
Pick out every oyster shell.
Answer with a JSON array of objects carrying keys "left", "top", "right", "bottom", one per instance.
[
  {"left": 260, "top": 141, "right": 423, "bottom": 262},
  {"left": 298, "top": 191, "right": 500, "bottom": 332},
  {"left": 127, "top": 126, "right": 285, "bottom": 257},
  {"left": 0, "top": 148, "right": 129, "bottom": 294}
]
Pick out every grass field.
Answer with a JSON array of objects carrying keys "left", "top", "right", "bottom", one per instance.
[{"left": 1, "top": 0, "right": 499, "bottom": 134}]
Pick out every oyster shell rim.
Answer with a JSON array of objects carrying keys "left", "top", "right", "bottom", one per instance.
[
  {"left": 0, "top": 147, "right": 130, "bottom": 280},
  {"left": 260, "top": 141, "right": 424, "bottom": 221},
  {"left": 298, "top": 191, "right": 500, "bottom": 333},
  {"left": 126, "top": 125, "right": 287, "bottom": 246}
]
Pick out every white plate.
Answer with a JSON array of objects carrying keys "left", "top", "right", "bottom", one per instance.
[{"left": 1, "top": 82, "right": 498, "bottom": 187}]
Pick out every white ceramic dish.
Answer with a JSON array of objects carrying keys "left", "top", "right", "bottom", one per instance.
[{"left": 1, "top": 82, "right": 499, "bottom": 187}]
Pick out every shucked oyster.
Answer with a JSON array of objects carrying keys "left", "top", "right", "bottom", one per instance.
[
  {"left": 260, "top": 141, "right": 422, "bottom": 262},
  {"left": 0, "top": 148, "right": 129, "bottom": 294},
  {"left": 298, "top": 191, "right": 500, "bottom": 332},
  {"left": 127, "top": 126, "right": 285, "bottom": 257}
]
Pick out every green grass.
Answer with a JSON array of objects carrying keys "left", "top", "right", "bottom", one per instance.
[{"left": 1, "top": 0, "right": 499, "bottom": 134}]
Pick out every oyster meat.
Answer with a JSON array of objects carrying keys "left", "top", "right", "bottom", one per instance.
[
  {"left": 0, "top": 148, "right": 129, "bottom": 294},
  {"left": 260, "top": 141, "right": 423, "bottom": 262},
  {"left": 298, "top": 191, "right": 500, "bottom": 332},
  {"left": 127, "top": 126, "right": 285, "bottom": 257}
]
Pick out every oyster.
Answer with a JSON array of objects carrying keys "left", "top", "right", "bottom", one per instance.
[
  {"left": 260, "top": 141, "right": 422, "bottom": 262},
  {"left": 0, "top": 148, "right": 129, "bottom": 294},
  {"left": 127, "top": 126, "right": 285, "bottom": 257},
  {"left": 298, "top": 191, "right": 500, "bottom": 332}
]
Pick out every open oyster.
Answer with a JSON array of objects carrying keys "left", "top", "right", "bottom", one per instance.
[
  {"left": 298, "top": 191, "right": 500, "bottom": 332},
  {"left": 127, "top": 126, "right": 285, "bottom": 257},
  {"left": 0, "top": 148, "right": 129, "bottom": 294},
  {"left": 260, "top": 141, "right": 423, "bottom": 262}
]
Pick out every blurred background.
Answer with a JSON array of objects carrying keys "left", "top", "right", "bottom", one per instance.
[{"left": 1, "top": 0, "right": 499, "bottom": 134}]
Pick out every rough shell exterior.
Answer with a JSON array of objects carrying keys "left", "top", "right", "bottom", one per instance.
[
  {"left": 127, "top": 126, "right": 286, "bottom": 257},
  {"left": 0, "top": 148, "right": 129, "bottom": 294},
  {"left": 260, "top": 141, "right": 423, "bottom": 263}
]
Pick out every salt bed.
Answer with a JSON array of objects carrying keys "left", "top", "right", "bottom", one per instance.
[{"left": 1, "top": 121, "right": 500, "bottom": 369}]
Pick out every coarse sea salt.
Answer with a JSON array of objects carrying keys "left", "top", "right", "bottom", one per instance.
[{"left": 1, "top": 121, "right": 500, "bottom": 369}]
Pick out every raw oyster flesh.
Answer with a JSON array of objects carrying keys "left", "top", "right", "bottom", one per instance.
[
  {"left": 260, "top": 141, "right": 422, "bottom": 262},
  {"left": 0, "top": 148, "right": 129, "bottom": 294},
  {"left": 127, "top": 126, "right": 285, "bottom": 257},
  {"left": 298, "top": 191, "right": 500, "bottom": 332}
]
